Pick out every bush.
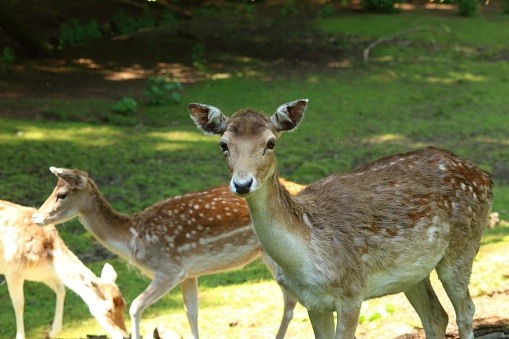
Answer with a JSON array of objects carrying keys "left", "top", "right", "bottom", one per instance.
[
  {"left": 457, "top": 0, "right": 478, "bottom": 16},
  {"left": 144, "top": 76, "right": 183, "bottom": 106},
  {"left": 361, "top": 0, "right": 401, "bottom": 13},
  {"left": 57, "top": 19, "right": 102, "bottom": 48},
  {"left": 0, "top": 47, "right": 14, "bottom": 73},
  {"left": 111, "top": 97, "right": 137, "bottom": 115}
]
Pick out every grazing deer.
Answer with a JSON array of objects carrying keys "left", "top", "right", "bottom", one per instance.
[
  {"left": 0, "top": 200, "right": 128, "bottom": 339},
  {"left": 188, "top": 99, "right": 493, "bottom": 339},
  {"left": 32, "top": 168, "right": 304, "bottom": 339}
]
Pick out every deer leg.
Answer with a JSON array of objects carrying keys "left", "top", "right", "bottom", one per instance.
[
  {"left": 129, "top": 273, "right": 184, "bottom": 339},
  {"left": 335, "top": 299, "right": 362, "bottom": 339},
  {"left": 404, "top": 276, "right": 448, "bottom": 338},
  {"left": 437, "top": 258, "right": 477, "bottom": 339},
  {"left": 275, "top": 288, "right": 298, "bottom": 339},
  {"left": 307, "top": 310, "right": 335, "bottom": 339},
  {"left": 43, "top": 279, "right": 66, "bottom": 339},
  {"left": 180, "top": 277, "right": 199, "bottom": 339},
  {"left": 6, "top": 274, "right": 26, "bottom": 339},
  {"left": 262, "top": 253, "right": 297, "bottom": 339}
]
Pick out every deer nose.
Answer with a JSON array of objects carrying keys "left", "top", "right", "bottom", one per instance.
[
  {"left": 232, "top": 178, "right": 253, "bottom": 194},
  {"left": 32, "top": 213, "right": 44, "bottom": 225}
]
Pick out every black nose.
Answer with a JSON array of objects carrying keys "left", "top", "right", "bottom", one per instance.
[{"left": 234, "top": 179, "right": 253, "bottom": 194}]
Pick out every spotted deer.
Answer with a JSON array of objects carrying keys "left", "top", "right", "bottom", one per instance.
[
  {"left": 0, "top": 200, "right": 128, "bottom": 339},
  {"left": 32, "top": 168, "right": 304, "bottom": 339},
  {"left": 188, "top": 99, "right": 493, "bottom": 339}
]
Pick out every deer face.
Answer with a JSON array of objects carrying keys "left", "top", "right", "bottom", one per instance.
[
  {"left": 33, "top": 167, "right": 89, "bottom": 226},
  {"left": 188, "top": 99, "right": 308, "bottom": 196},
  {"left": 221, "top": 112, "right": 279, "bottom": 195}
]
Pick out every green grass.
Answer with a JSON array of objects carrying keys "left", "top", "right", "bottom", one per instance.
[{"left": 1, "top": 8, "right": 509, "bottom": 339}]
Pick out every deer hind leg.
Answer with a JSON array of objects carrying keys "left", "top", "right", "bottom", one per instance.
[
  {"left": 180, "top": 277, "right": 199, "bottom": 339},
  {"left": 404, "top": 275, "right": 448, "bottom": 338},
  {"left": 262, "top": 253, "right": 297, "bottom": 339},
  {"left": 43, "top": 279, "right": 66, "bottom": 339},
  {"left": 6, "top": 274, "right": 26, "bottom": 339},
  {"left": 308, "top": 310, "right": 335, "bottom": 339},
  {"left": 436, "top": 248, "right": 479, "bottom": 339}
]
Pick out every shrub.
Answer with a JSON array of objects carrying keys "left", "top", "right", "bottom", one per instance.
[
  {"left": 111, "top": 97, "right": 138, "bottom": 115},
  {"left": 361, "top": 0, "right": 401, "bottom": 13},
  {"left": 192, "top": 43, "right": 207, "bottom": 72},
  {"left": 57, "top": 19, "right": 102, "bottom": 49},
  {"left": 0, "top": 47, "right": 14, "bottom": 73},
  {"left": 457, "top": 0, "right": 478, "bottom": 16},
  {"left": 144, "top": 76, "right": 183, "bottom": 106}
]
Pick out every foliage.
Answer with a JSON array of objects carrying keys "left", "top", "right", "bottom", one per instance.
[
  {"left": 457, "top": 0, "right": 479, "bottom": 16},
  {"left": 361, "top": 0, "right": 402, "bottom": 13},
  {"left": 192, "top": 43, "right": 207, "bottom": 72},
  {"left": 112, "top": 10, "right": 177, "bottom": 36},
  {"left": 111, "top": 97, "right": 138, "bottom": 115},
  {"left": 0, "top": 47, "right": 14, "bottom": 73},
  {"left": 113, "top": 10, "right": 155, "bottom": 35},
  {"left": 57, "top": 19, "right": 103, "bottom": 49},
  {"left": 279, "top": 1, "right": 298, "bottom": 17},
  {"left": 144, "top": 75, "right": 183, "bottom": 106},
  {"left": 317, "top": 4, "right": 337, "bottom": 18}
]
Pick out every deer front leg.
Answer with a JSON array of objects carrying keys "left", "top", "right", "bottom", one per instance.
[
  {"left": 334, "top": 298, "right": 362, "bottom": 339},
  {"left": 262, "top": 253, "right": 297, "bottom": 339},
  {"left": 6, "top": 274, "right": 26, "bottom": 339},
  {"left": 129, "top": 273, "right": 184, "bottom": 339},
  {"left": 43, "top": 279, "right": 66, "bottom": 338},
  {"left": 180, "top": 277, "right": 199, "bottom": 339},
  {"left": 308, "top": 310, "right": 335, "bottom": 339}
]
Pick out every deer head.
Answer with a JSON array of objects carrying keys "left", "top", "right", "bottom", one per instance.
[
  {"left": 86, "top": 263, "right": 128, "bottom": 338},
  {"left": 33, "top": 167, "right": 90, "bottom": 226},
  {"left": 188, "top": 99, "right": 308, "bottom": 195}
]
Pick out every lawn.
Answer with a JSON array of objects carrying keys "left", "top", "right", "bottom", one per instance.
[{"left": 0, "top": 3, "right": 508, "bottom": 338}]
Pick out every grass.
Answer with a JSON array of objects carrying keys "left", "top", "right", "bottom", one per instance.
[{"left": 1, "top": 7, "right": 509, "bottom": 339}]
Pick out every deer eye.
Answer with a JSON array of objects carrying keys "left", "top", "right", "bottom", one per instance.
[
  {"left": 57, "top": 193, "right": 67, "bottom": 200},
  {"left": 219, "top": 140, "right": 229, "bottom": 153},
  {"left": 266, "top": 139, "right": 276, "bottom": 150}
]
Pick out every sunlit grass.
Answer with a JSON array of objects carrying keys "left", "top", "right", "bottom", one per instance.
[{"left": 24, "top": 236, "right": 509, "bottom": 339}]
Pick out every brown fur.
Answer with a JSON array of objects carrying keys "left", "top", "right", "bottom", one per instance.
[{"left": 188, "top": 99, "right": 493, "bottom": 339}]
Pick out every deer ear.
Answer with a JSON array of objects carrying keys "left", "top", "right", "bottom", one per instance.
[
  {"left": 271, "top": 99, "right": 308, "bottom": 132},
  {"left": 101, "top": 263, "right": 118, "bottom": 283},
  {"left": 50, "top": 166, "right": 87, "bottom": 190},
  {"left": 188, "top": 103, "right": 227, "bottom": 135}
]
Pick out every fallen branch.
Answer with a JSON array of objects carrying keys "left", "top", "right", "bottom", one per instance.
[{"left": 363, "top": 26, "right": 440, "bottom": 62}]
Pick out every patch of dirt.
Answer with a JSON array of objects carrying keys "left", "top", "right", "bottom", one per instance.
[{"left": 0, "top": 0, "right": 358, "bottom": 118}]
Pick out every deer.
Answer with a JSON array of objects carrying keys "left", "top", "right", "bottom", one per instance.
[
  {"left": 32, "top": 167, "right": 305, "bottom": 339},
  {"left": 0, "top": 200, "right": 128, "bottom": 339},
  {"left": 188, "top": 99, "right": 494, "bottom": 339}
]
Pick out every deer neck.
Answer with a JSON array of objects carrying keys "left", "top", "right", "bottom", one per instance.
[
  {"left": 78, "top": 185, "right": 133, "bottom": 259},
  {"left": 244, "top": 172, "right": 310, "bottom": 275},
  {"left": 51, "top": 237, "right": 101, "bottom": 305}
]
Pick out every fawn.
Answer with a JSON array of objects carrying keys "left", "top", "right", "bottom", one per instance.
[{"left": 0, "top": 200, "right": 128, "bottom": 339}]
